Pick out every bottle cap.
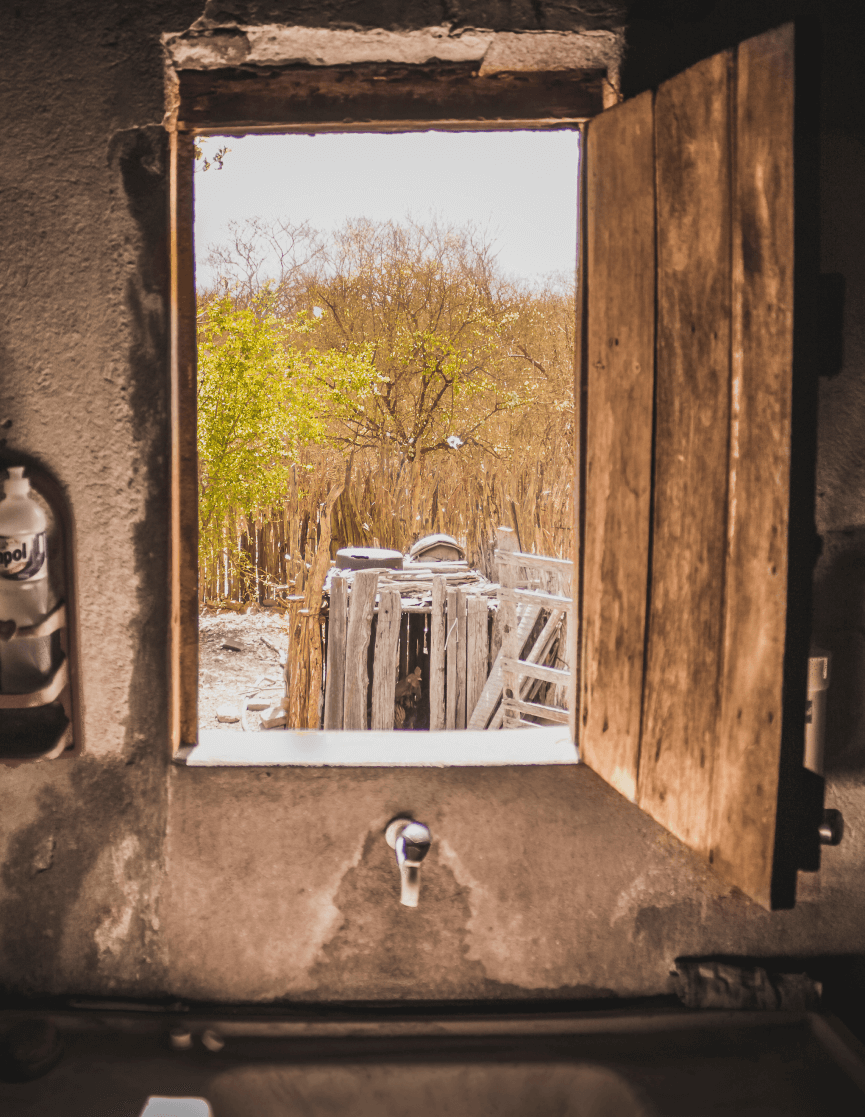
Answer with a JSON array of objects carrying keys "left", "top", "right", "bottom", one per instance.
[
  {"left": 3, "top": 467, "right": 30, "bottom": 497},
  {"left": 2, "top": 467, "right": 30, "bottom": 497}
]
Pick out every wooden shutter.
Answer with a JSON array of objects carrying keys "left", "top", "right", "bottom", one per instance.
[{"left": 579, "top": 24, "right": 816, "bottom": 909}]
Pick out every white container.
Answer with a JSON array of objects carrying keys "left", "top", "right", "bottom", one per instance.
[
  {"left": 0, "top": 467, "right": 53, "bottom": 693},
  {"left": 804, "top": 650, "right": 831, "bottom": 775}
]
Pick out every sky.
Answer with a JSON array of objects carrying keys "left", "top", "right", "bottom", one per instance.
[{"left": 193, "top": 130, "right": 579, "bottom": 289}]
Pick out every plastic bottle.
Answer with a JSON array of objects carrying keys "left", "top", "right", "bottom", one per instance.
[{"left": 0, "top": 468, "right": 53, "bottom": 693}]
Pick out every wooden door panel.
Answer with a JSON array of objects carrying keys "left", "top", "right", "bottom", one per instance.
[
  {"left": 580, "top": 24, "right": 805, "bottom": 908},
  {"left": 579, "top": 90, "right": 655, "bottom": 803},
  {"left": 711, "top": 23, "right": 796, "bottom": 908},
  {"left": 637, "top": 49, "right": 733, "bottom": 853}
]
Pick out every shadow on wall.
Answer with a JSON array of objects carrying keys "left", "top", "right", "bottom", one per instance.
[{"left": 813, "top": 527, "right": 865, "bottom": 772}]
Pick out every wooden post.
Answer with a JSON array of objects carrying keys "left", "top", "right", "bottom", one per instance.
[
  {"left": 446, "top": 587, "right": 458, "bottom": 730},
  {"left": 465, "top": 595, "right": 489, "bottom": 727},
  {"left": 399, "top": 613, "right": 409, "bottom": 680},
  {"left": 323, "top": 575, "right": 347, "bottom": 729},
  {"left": 343, "top": 570, "right": 379, "bottom": 730},
  {"left": 456, "top": 588, "right": 468, "bottom": 729},
  {"left": 497, "top": 526, "right": 520, "bottom": 728},
  {"left": 429, "top": 575, "right": 446, "bottom": 730},
  {"left": 371, "top": 589, "right": 401, "bottom": 730},
  {"left": 490, "top": 526, "right": 517, "bottom": 664}
]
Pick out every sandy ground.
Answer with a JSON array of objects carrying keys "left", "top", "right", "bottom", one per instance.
[{"left": 198, "top": 608, "right": 289, "bottom": 732}]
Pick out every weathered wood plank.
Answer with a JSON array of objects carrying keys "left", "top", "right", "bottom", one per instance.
[
  {"left": 637, "top": 48, "right": 733, "bottom": 848},
  {"left": 500, "top": 658, "right": 570, "bottom": 687},
  {"left": 488, "top": 526, "right": 516, "bottom": 668},
  {"left": 466, "top": 603, "right": 542, "bottom": 729},
  {"left": 465, "top": 594, "right": 489, "bottom": 729},
  {"left": 579, "top": 89, "right": 656, "bottom": 801},
  {"left": 505, "top": 698, "right": 570, "bottom": 725},
  {"left": 498, "top": 587, "right": 572, "bottom": 611},
  {"left": 497, "top": 528, "right": 520, "bottom": 728},
  {"left": 710, "top": 24, "right": 796, "bottom": 909},
  {"left": 371, "top": 589, "right": 402, "bottom": 730},
  {"left": 322, "top": 575, "right": 347, "bottom": 729},
  {"left": 496, "top": 551, "right": 574, "bottom": 579},
  {"left": 489, "top": 607, "right": 564, "bottom": 730},
  {"left": 455, "top": 589, "right": 468, "bottom": 729},
  {"left": 342, "top": 570, "right": 379, "bottom": 730},
  {"left": 428, "top": 575, "right": 446, "bottom": 731},
  {"left": 552, "top": 572, "right": 570, "bottom": 711},
  {"left": 446, "top": 587, "right": 459, "bottom": 731}
]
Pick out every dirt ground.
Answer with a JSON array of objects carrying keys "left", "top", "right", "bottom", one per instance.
[{"left": 198, "top": 607, "right": 289, "bottom": 732}]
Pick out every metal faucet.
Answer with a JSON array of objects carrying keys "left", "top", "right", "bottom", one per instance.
[{"left": 384, "top": 818, "right": 431, "bottom": 907}]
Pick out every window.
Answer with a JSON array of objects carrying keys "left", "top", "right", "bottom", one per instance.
[
  {"left": 165, "top": 26, "right": 608, "bottom": 759},
  {"left": 165, "top": 22, "right": 821, "bottom": 910}
]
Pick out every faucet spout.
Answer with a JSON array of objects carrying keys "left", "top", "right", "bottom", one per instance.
[{"left": 385, "top": 818, "right": 431, "bottom": 908}]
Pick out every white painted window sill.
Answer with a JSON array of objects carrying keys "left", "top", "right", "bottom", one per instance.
[{"left": 177, "top": 725, "right": 579, "bottom": 767}]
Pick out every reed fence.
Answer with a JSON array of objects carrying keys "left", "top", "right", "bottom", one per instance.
[{"left": 199, "top": 440, "right": 574, "bottom": 608}]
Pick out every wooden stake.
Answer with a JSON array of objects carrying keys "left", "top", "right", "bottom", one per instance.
[
  {"left": 399, "top": 613, "right": 409, "bottom": 680},
  {"left": 446, "top": 587, "right": 458, "bottom": 730},
  {"left": 456, "top": 588, "right": 468, "bottom": 729},
  {"left": 429, "top": 575, "right": 446, "bottom": 731},
  {"left": 497, "top": 526, "right": 520, "bottom": 728},
  {"left": 371, "top": 589, "right": 401, "bottom": 730},
  {"left": 343, "top": 569, "right": 379, "bottom": 730},
  {"left": 465, "top": 595, "right": 489, "bottom": 730},
  {"left": 323, "top": 575, "right": 347, "bottom": 729}
]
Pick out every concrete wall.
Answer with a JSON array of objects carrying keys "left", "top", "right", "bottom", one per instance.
[{"left": 2, "top": 0, "right": 865, "bottom": 1006}]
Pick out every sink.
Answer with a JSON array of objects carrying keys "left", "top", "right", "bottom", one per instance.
[
  {"left": 208, "top": 1061, "right": 656, "bottom": 1117},
  {"left": 0, "top": 1008, "right": 863, "bottom": 1116}
]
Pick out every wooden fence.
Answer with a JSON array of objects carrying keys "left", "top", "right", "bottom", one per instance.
[{"left": 319, "top": 528, "right": 572, "bottom": 732}]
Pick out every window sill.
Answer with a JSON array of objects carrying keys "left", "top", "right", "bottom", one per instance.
[{"left": 176, "top": 725, "right": 578, "bottom": 767}]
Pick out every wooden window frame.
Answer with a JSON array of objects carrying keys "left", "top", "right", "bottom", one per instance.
[{"left": 165, "top": 27, "right": 615, "bottom": 751}]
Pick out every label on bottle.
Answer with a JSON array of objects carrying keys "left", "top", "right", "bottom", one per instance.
[{"left": 0, "top": 532, "right": 47, "bottom": 580}]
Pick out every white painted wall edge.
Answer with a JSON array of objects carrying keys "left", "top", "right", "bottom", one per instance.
[{"left": 184, "top": 724, "right": 578, "bottom": 766}]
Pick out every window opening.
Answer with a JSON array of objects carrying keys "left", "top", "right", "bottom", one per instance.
[{"left": 193, "top": 129, "right": 579, "bottom": 746}]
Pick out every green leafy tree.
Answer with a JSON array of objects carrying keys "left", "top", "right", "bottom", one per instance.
[
  {"left": 197, "top": 290, "right": 380, "bottom": 579},
  {"left": 197, "top": 293, "right": 315, "bottom": 571}
]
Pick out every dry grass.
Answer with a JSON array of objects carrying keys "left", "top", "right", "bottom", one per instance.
[{"left": 199, "top": 434, "right": 575, "bottom": 607}]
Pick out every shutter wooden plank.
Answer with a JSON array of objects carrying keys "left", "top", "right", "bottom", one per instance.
[
  {"left": 579, "top": 90, "right": 655, "bottom": 800},
  {"left": 710, "top": 24, "right": 796, "bottom": 908},
  {"left": 637, "top": 49, "right": 733, "bottom": 852}
]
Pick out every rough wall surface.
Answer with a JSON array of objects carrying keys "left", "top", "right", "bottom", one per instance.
[
  {"left": 0, "top": 0, "right": 864, "bottom": 1006},
  {"left": 166, "top": 762, "right": 865, "bottom": 1002},
  {"left": 0, "top": 0, "right": 201, "bottom": 995}
]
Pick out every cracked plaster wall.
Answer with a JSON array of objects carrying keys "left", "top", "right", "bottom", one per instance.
[{"left": 1, "top": 0, "right": 865, "bottom": 1006}]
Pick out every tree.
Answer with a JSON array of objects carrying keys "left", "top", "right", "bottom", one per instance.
[
  {"left": 196, "top": 215, "right": 577, "bottom": 590},
  {"left": 297, "top": 217, "right": 528, "bottom": 462},
  {"left": 197, "top": 287, "right": 380, "bottom": 584},
  {"left": 197, "top": 291, "right": 318, "bottom": 574}
]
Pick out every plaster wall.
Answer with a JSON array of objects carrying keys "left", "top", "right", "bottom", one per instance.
[{"left": 1, "top": 0, "right": 864, "bottom": 1006}]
